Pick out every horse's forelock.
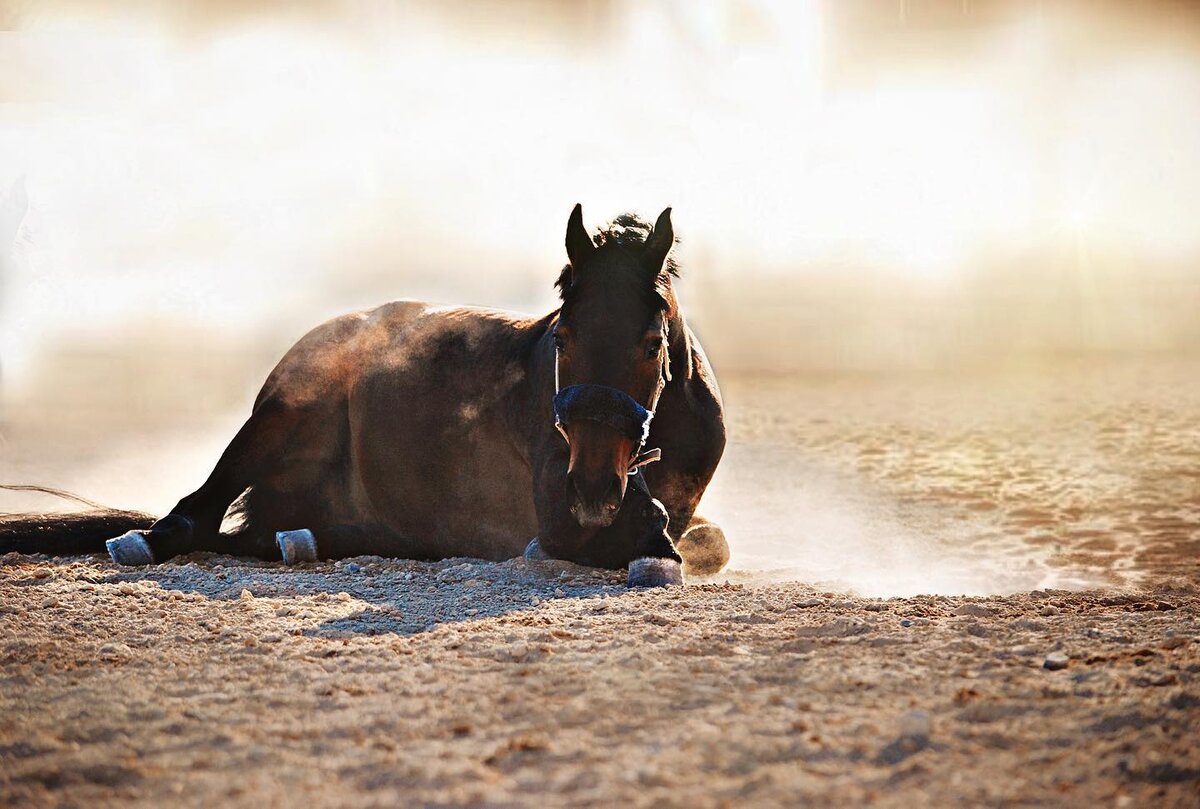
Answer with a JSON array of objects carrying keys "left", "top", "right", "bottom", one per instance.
[
  {"left": 594, "top": 213, "right": 680, "bottom": 278},
  {"left": 556, "top": 211, "right": 679, "bottom": 313}
]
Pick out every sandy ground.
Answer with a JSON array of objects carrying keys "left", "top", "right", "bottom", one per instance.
[{"left": 2, "top": 359, "right": 1199, "bottom": 806}]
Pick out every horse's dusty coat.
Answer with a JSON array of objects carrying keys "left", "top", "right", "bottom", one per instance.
[
  {"left": 259, "top": 301, "right": 544, "bottom": 559},
  {"left": 156, "top": 208, "right": 726, "bottom": 573},
  {"left": 233, "top": 290, "right": 725, "bottom": 567}
]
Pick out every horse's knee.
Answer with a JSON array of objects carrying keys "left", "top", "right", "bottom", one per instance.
[{"left": 676, "top": 520, "right": 729, "bottom": 577}]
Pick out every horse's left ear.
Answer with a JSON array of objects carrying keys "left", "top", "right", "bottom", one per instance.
[
  {"left": 565, "top": 203, "right": 595, "bottom": 269},
  {"left": 644, "top": 207, "right": 674, "bottom": 271}
]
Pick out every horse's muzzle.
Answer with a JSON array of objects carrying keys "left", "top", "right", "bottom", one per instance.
[
  {"left": 555, "top": 383, "right": 649, "bottom": 528},
  {"left": 566, "top": 468, "right": 625, "bottom": 527}
]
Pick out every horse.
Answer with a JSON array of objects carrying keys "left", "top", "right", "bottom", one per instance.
[{"left": 0, "top": 206, "right": 729, "bottom": 587}]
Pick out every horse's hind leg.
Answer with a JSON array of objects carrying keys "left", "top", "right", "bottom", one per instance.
[
  {"left": 275, "top": 523, "right": 419, "bottom": 564},
  {"left": 109, "top": 403, "right": 300, "bottom": 565},
  {"left": 676, "top": 514, "right": 729, "bottom": 577}
]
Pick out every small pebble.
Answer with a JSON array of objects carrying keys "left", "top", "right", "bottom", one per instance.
[
  {"left": 98, "top": 642, "right": 132, "bottom": 660},
  {"left": 344, "top": 563, "right": 361, "bottom": 574},
  {"left": 900, "top": 619, "right": 914, "bottom": 628},
  {"left": 1044, "top": 651, "right": 1070, "bottom": 671}
]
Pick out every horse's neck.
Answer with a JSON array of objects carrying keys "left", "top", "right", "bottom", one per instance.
[
  {"left": 514, "top": 315, "right": 560, "bottom": 437},
  {"left": 665, "top": 308, "right": 694, "bottom": 384}
]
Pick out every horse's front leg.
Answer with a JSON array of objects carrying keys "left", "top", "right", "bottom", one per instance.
[
  {"left": 621, "top": 479, "right": 684, "bottom": 588},
  {"left": 528, "top": 452, "right": 682, "bottom": 587}
]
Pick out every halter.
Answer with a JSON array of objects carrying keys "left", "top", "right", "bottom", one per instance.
[{"left": 552, "top": 318, "right": 670, "bottom": 474}]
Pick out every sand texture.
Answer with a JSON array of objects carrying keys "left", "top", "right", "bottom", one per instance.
[{"left": 2, "top": 360, "right": 1199, "bottom": 806}]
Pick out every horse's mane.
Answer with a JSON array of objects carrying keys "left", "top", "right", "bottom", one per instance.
[{"left": 555, "top": 212, "right": 679, "bottom": 312}]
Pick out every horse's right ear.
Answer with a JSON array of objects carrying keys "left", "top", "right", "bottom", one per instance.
[{"left": 565, "top": 203, "right": 594, "bottom": 269}]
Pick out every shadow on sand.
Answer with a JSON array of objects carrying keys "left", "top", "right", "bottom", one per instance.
[{"left": 72, "top": 551, "right": 627, "bottom": 638}]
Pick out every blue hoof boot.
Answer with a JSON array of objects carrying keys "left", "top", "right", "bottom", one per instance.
[
  {"left": 524, "top": 537, "right": 551, "bottom": 562},
  {"left": 276, "top": 529, "right": 318, "bottom": 565},
  {"left": 627, "top": 557, "right": 683, "bottom": 588},
  {"left": 106, "top": 531, "right": 155, "bottom": 566}
]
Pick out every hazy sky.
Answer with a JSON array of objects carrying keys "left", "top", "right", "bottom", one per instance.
[{"left": 2, "top": 0, "right": 1199, "bottom": 380}]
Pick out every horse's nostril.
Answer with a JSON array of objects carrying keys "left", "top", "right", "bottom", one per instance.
[
  {"left": 567, "top": 472, "right": 584, "bottom": 503},
  {"left": 567, "top": 471, "right": 623, "bottom": 509},
  {"left": 605, "top": 476, "right": 623, "bottom": 504}
]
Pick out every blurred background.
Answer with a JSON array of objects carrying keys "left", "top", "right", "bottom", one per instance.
[{"left": 2, "top": 0, "right": 1198, "bottom": 593}]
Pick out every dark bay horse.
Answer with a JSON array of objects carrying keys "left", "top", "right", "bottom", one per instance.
[{"left": 1, "top": 206, "right": 728, "bottom": 586}]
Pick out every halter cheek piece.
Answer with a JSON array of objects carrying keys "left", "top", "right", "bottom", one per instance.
[{"left": 552, "top": 321, "right": 670, "bottom": 474}]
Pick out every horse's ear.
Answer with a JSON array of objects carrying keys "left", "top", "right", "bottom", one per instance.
[
  {"left": 565, "top": 203, "right": 594, "bottom": 269},
  {"left": 644, "top": 207, "right": 674, "bottom": 272}
]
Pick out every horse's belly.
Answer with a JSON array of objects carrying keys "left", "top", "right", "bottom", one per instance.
[{"left": 357, "top": 417, "right": 536, "bottom": 559}]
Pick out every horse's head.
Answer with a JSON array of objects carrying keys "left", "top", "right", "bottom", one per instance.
[{"left": 553, "top": 204, "right": 676, "bottom": 528}]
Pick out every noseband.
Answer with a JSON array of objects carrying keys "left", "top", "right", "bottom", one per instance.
[{"left": 552, "top": 320, "right": 670, "bottom": 474}]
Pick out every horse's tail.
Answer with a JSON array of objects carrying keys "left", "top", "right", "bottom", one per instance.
[{"left": 0, "top": 485, "right": 154, "bottom": 556}]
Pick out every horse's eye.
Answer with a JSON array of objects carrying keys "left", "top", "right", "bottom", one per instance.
[
  {"left": 553, "top": 333, "right": 566, "bottom": 351},
  {"left": 644, "top": 338, "right": 663, "bottom": 360}
]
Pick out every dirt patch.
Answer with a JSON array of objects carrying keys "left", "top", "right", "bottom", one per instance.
[
  {"left": 0, "top": 553, "right": 1197, "bottom": 807},
  {"left": 3, "top": 360, "right": 1199, "bottom": 805}
]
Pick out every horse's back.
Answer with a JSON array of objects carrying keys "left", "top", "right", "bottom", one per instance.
[{"left": 255, "top": 299, "right": 431, "bottom": 409}]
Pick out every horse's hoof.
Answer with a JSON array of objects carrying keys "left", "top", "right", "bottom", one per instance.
[
  {"left": 677, "top": 522, "right": 730, "bottom": 577},
  {"left": 106, "top": 531, "right": 155, "bottom": 566},
  {"left": 524, "top": 537, "right": 551, "bottom": 561},
  {"left": 627, "top": 557, "right": 683, "bottom": 588},
  {"left": 276, "top": 529, "right": 318, "bottom": 565}
]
